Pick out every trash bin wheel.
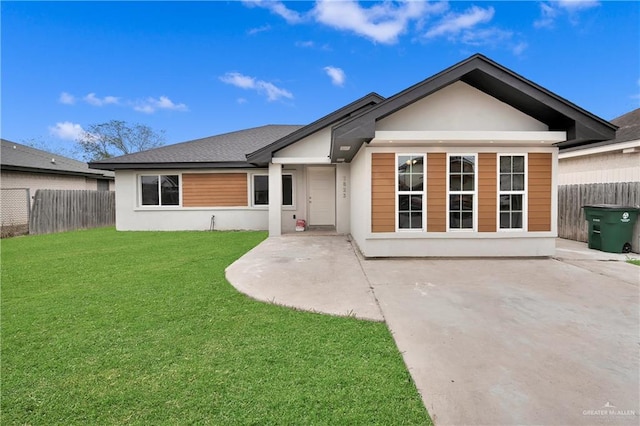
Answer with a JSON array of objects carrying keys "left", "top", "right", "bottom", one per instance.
[{"left": 622, "top": 242, "right": 632, "bottom": 253}]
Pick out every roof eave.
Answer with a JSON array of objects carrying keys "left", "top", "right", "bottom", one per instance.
[
  {"left": 246, "top": 93, "right": 385, "bottom": 165},
  {"left": 88, "top": 161, "right": 260, "bottom": 171},
  {"left": 2, "top": 164, "right": 114, "bottom": 179}
]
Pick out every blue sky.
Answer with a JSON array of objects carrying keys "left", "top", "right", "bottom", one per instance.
[{"left": 2, "top": 1, "right": 639, "bottom": 158}]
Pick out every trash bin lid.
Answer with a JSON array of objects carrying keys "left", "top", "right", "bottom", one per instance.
[{"left": 582, "top": 204, "right": 640, "bottom": 211}]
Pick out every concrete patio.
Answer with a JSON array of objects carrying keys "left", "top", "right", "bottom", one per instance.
[{"left": 226, "top": 236, "right": 640, "bottom": 425}]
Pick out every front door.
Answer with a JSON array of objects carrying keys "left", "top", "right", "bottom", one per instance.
[{"left": 307, "top": 167, "right": 335, "bottom": 226}]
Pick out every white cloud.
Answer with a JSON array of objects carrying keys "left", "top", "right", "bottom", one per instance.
[
  {"left": 242, "top": 0, "right": 304, "bottom": 24},
  {"left": 133, "top": 96, "right": 188, "bottom": 114},
  {"left": 323, "top": 66, "right": 346, "bottom": 87},
  {"left": 84, "top": 92, "right": 119, "bottom": 106},
  {"left": 59, "top": 92, "right": 76, "bottom": 105},
  {"left": 248, "top": 24, "right": 271, "bottom": 35},
  {"left": 425, "top": 6, "right": 495, "bottom": 39},
  {"left": 534, "top": 1, "right": 600, "bottom": 28},
  {"left": 48, "top": 121, "right": 87, "bottom": 141},
  {"left": 220, "top": 72, "right": 256, "bottom": 89},
  {"left": 512, "top": 41, "right": 528, "bottom": 56},
  {"left": 237, "top": 97, "right": 248, "bottom": 104},
  {"left": 219, "top": 72, "right": 293, "bottom": 102},
  {"left": 557, "top": 0, "right": 600, "bottom": 11},
  {"left": 295, "top": 40, "right": 315, "bottom": 48},
  {"left": 313, "top": 0, "right": 443, "bottom": 44}
]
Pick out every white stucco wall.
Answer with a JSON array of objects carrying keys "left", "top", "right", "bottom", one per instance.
[
  {"left": 1, "top": 170, "right": 113, "bottom": 206},
  {"left": 115, "top": 168, "right": 309, "bottom": 232},
  {"left": 274, "top": 127, "right": 332, "bottom": 158},
  {"left": 377, "top": 81, "right": 548, "bottom": 132},
  {"left": 335, "top": 163, "right": 351, "bottom": 234},
  {"left": 349, "top": 145, "right": 369, "bottom": 245},
  {"left": 558, "top": 151, "right": 640, "bottom": 184}
]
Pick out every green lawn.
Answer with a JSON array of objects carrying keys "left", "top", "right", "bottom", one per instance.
[
  {"left": 1, "top": 228, "right": 430, "bottom": 425},
  {"left": 627, "top": 259, "right": 640, "bottom": 266}
]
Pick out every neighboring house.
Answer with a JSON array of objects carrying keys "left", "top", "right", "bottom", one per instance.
[
  {"left": 91, "top": 54, "right": 615, "bottom": 257},
  {"left": 1, "top": 139, "right": 115, "bottom": 200},
  {"left": 559, "top": 108, "right": 640, "bottom": 184}
]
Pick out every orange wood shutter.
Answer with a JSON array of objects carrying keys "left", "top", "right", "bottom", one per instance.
[
  {"left": 528, "top": 153, "right": 552, "bottom": 232},
  {"left": 182, "top": 173, "right": 248, "bottom": 207},
  {"left": 478, "top": 153, "right": 497, "bottom": 232},
  {"left": 426, "top": 153, "right": 446, "bottom": 232},
  {"left": 371, "top": 153, "right": 395, "bottom": 232}
]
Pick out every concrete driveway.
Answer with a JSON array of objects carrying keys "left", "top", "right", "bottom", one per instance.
[{"left": 227, "top": 237, "right": 639, "bottom": 425}]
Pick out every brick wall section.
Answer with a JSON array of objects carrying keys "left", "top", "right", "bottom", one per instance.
[
  {"left": 426, "top": 153, "right": 446, "bottom": 232},
  {"left": 371, "top": 153, "right": 395, "bottom": 232},
  {"left": 478, "top": 153, "right": 497, "bottom": 232},
  {"left": 528, "top": 153, "right": 552, "bottom": 231},
  {"left": 182, "top": 173, "right": 248, "bottom": 207}
]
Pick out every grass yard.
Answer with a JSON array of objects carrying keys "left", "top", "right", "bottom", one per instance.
[
  {"left": 1, "top": 228, "right": 431, "bottom": 425},
  {"left": 627, "top": 259, "right": 640, "bottom": 266}
]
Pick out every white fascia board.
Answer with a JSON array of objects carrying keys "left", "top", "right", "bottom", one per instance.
[
  {"left": 372, "top": 130, "right": 566, "bottom": 144},
  {"left": 272, "top": 157, "right": 331, "bottom": 164},
  {"left": 559, "top": 139, "right": 640, "bottom": 159}
]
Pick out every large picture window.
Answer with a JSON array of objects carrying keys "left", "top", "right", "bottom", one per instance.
[
  {"left": 397, "top": 154, "right": 424, "bottom": 230},
  {"left": 140, "top": 175, "right": 180, "bottom": 206},
  {"left": 499, "top": 155, "right": 526, "bottom": 229},
  {"left": 253, "top": 174, "right": 294, "bottom": 206},
  {"left": 448, "top": 155, "right": 476, "bottom": 230}
]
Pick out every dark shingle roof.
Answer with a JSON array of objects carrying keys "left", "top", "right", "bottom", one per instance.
[
  {"left": 610, "top": 108, "right": 640, "bottom": 144},
  {"left": 90, "top": 125, "right": 303, "bottom": 170},
  {"left": 1, "top": 139, "right": 114, "bottom": 178}
]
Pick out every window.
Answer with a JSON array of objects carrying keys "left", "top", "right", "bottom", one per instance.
[
  {"left": 252, "top": 174, "right": 294, "bottom": 206},
  {"left": 140, "top": 175, "right": 180, "bottom": 206},
  {"left": 499, "top": 155, "right": 526, "bottom": 229},
  {"left": 397, "top": 154, "right": 424, "bottom": 230},
  {"left": 448, "top": 155, "right": 476, "bottom": 230}
]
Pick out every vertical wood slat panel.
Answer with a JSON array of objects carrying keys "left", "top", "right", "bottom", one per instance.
[
  {"left": 528, "top": 153, "right": 552, "bottom": 231},
  {"left": 29, "top": 189, "right": 115, "bottom": 235},
  {"left": 427, "top": 153, "right": 446, "bottom": 232},
  {"left": 371, "top": 153, "right": 396, "bottom": 232},
  {"left": 478, "top": 153, "right": 497, "bottom": 232},
  {"left": 182, "top": 173, "right": 248, "bottom": 207}
]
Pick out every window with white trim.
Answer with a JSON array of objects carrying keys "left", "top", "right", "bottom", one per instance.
[
  {"left": 140, "top": 175, "right": 180, "bottom": 206},
  {"left": 397, "top": 154, "right": 424, "bottom": 230},
  {"left": 499, "top": 155, "right": 526, "bottom": 229},
  {"left": 252, "top": 174, "right": 294, "bottom": 206},
  {"left": 448, "top": 155, "right": 476, "bottom": 230}
]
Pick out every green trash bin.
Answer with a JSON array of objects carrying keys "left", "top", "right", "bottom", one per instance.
[{"left": 582, "top": 204, "right": 639, "bottom": 253}]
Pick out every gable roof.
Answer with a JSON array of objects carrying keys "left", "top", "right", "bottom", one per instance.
[
  {"left": 331, "top": 53, "right": 617, "bottom": 162},
  {"left": 1, "top": 139, "right": 114, "bottom": 179},
  {"left": 90, "top": 125, "right": 303, "bottom": 170},
  {"left": 246, "top": 93, "right": 384, "bottom": 165}
]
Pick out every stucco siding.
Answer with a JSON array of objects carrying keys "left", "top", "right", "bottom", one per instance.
[
  {"left": 377, "top": 81, "right": 548, "bottom": 132},
  {"left": 274, "top": 127, "right": 331, "bottom": 159},
  {"left": 558, "top": 151, "right": 640, "bottom": 184}
]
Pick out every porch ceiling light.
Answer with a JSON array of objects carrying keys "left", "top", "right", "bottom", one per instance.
[
  {"left": 339, "top": 145, "right": 351, "bottom": 151},
  {"left": 337, "top": 158, "right": 345, "bottom": 162}
]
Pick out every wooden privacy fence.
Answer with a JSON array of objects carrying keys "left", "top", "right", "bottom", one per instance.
[
  {"left": 558, "top": 182, "right": 640, "bottom": 252},
  {"left": 29, "top": 190, "right": 115, "bottom": 235}
]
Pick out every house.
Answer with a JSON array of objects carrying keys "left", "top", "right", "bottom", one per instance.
[
  {"left": 558, "top": 108, "right": 639, "bottom": 184},
  {"left": 90, "top": 54, "right": 616, "bottom": 257},
  {"left": 1, "top": 139, "right": 115, "bottom": 197},
  {"left": 1, "top": 139, "right": 115, "bottom": 236}
]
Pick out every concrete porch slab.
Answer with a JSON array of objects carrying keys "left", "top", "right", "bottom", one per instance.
[{"left": 225, "top": 235, "right": 384, "bottom": 321}]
